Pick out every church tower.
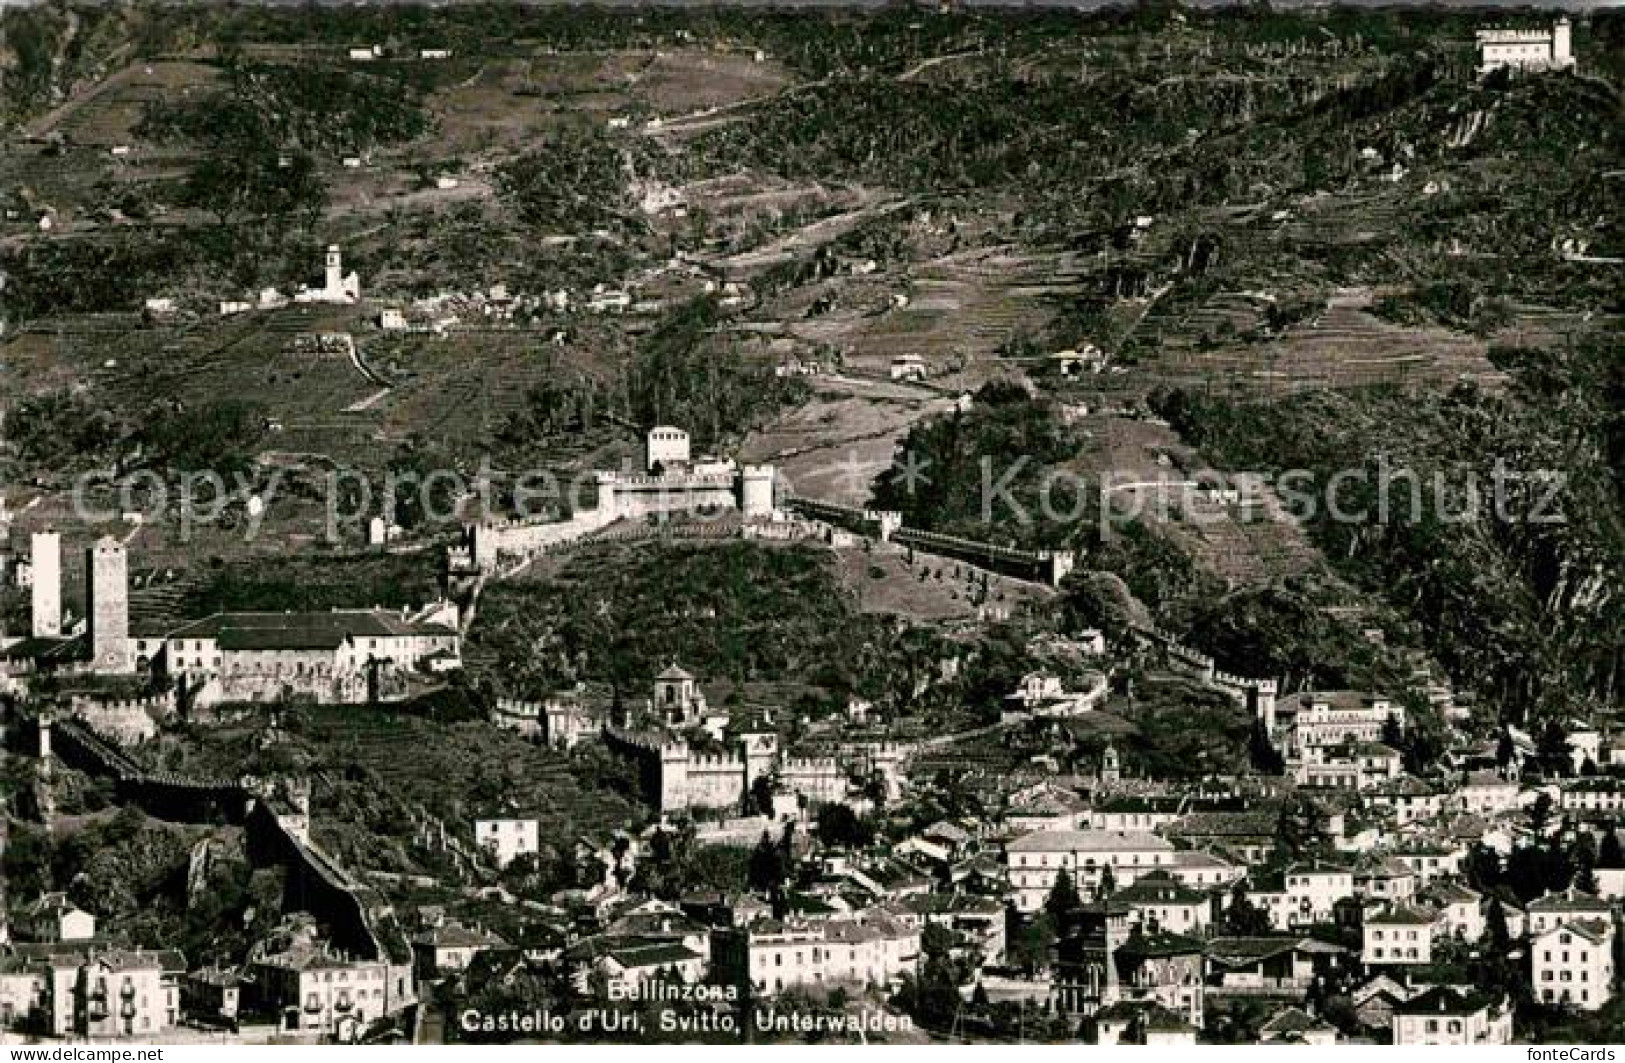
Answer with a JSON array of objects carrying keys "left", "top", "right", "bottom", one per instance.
[{"left": 325, "top": 245, "right": 344, "bottom": 294}]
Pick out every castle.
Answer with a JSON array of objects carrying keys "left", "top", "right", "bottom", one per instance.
[
  {"left": 605, "top": 725, "right": 851, "bottom": 814},
  {"left": 1476, "top": 17, "right": 1574, "bottom": 75},
  {"left": 594, "top": 665, "right": 907, "bottom": 813},
  {"left": 456, "top": 426, "right": 780, "bottom": 572}
]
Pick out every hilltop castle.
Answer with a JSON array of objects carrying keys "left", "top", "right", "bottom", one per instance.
[
  {"left": 1476, "top": 17, "right": 1574, "bottom": 75},
  {"left": 457, "top": 426, "right": 780, "bottom": 571}
]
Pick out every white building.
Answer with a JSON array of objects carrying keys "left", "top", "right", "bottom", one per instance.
[
  {"left": 1476, "top": 18, "right": 1574, "bottom": 76},
  {"left": 1282, "top": 861, "right": 1356, "bottom": 929},
  {"left": 293, "top": 245, "right": 361, "bottom": 305},
  {"left": 1361, "top": 903, "right": 1438, "bottom": 966},
  {"left": 1526, "top": 887, "right": 1614, "bottom": 936},
  {"left": 1002, "top": 671, "right": 1108, "bottom": 720},
  {"left": 1532, "top": 920, "right": 1614, "bottom": 1011},
  {"left": 715, "top": 914, "right": 919, "bottom": 996},
  {"left": 1005, "top": 830, "right": 1176, "bottom": 912},
  {"left": 1393, "top": 988, "right": 1513, "bottom": 1045},
  {"left": 474, "top": 818, "right": 539, "bottom": 869}
]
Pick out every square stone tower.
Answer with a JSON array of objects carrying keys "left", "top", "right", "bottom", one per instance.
[
  {"left": 86, "top": 536, "right": 130, "bottom": 672},
  {"left": 30, "top": 530, "right": 61, "bottom": 638}
]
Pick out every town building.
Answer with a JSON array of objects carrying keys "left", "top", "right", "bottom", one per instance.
[
  {"left": 42, "top": 948, "right": 183, "bottom": 1039},
  {"left": 145, "top": 607, "right": 460, "bottom": 705},
  {"left": 1527, "top": 887, "right": 1614, "bottom": 936},
  {"left": 1531, "top": 920, "right": 1615, "bottom": 1011},
  {"left": 1361, "top": 903, "right": 1439, "bottom": 966},
  {"left": 246, "top": 924, "right": 411, "bottom": 1039},
  {"left": 17, "top": 894, "right": 96, "bottom": 943},
  {"left": 1005, "top": 830, "right": 1177, "bottom": 912},
  {"left": 473, "top": 819, "right": 539, "bottom": 869},
  {"left": 1393, "top": 988, "right": 1513, "bottom": 1045},
  {"left": 712, "top": 914, "right": 919, "bottom": 996}
]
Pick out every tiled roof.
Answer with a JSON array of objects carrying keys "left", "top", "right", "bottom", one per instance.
[{"left": 1007, "top": 829, "right": 1171, "bottom": 854}]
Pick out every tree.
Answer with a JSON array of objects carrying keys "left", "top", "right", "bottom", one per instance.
[
  {"left": 747, "top": 831, "right": 786, "bottom": 894},
  {"left": 1599, "top": 830, "right": 1624, "bottom": 870},
  {"left": 1223, "top": 883, "right": 1273, "bottom": 935},
  {"left": 1098, "top": 865, "right": 1117, "bottom": 899},
  {"left": 1248, "top": 720, "right": 1284, "bottom": 775},
  {"left": 1495, "top": 731, "right": 1516, "bottom": 770},
  {"left": 1045, "top": 869, "right": 1081, "bottom": 922},
  {"left": 1535, "top": 719, "right": 1570, "bottom": 776},
  {"left": 1527, "top": 793, "right": 1554, "bottom": 835},
  {"left": 1275, "top": 796, "right": 1330, "bottom": 860},
  {"left": 1485, "top": 898, "right": 1510, "bottom": 952},
  {"left": 815, "top": 804, "right": 873, "bottom": 849}
]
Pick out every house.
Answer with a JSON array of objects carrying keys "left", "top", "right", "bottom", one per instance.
[
  {"left": 1391, "top": 842, "right": 1463, "bottom": 884},
  {"left": 1296, "top": 741, "right": 1402, "bottom": 791},
  {"left": 1531, "top": 920, "right": 1615, "bottom": 1011},
  {"left": 246, "top": 922, "right": 412, "bottom": 1038},
  {"left": 412, "top": 923, "right": 508, "bottom": 979},
  {"left": 1053, "top": 899, "right": 1204, "bottom": 1026},
  {"left": 1393, "top": 987, "right": 1513, "bottom": 1045},
  {"left": 1167, "top": 811, "right": 1276, "bottom": 865},
  {"left": 1092, "top": 1001, "right": 1198, "bottom": 1046},
  {"left": 42, "top": 948, "right": 184, "bottom": 1039},
  {"left": 1526, "top": 887, "right": 1613, "bottom": 935},
  {"left": 181, "top": 966, "right": 242, "bottom": 1025},
  {"left": 595, "top": 943, "right": 706, "bottom": 994},
  {"left": 1115, "top": 870, "right": 1212, "bottom": 935},
  {"left": 1354, "top": 857, "right": 1417, "bottom": 904},
  {"left": 1361, "top": 903, "right": 1439, "bottom": 966},
  {"left": 18, "top": 894, "right": 96, "bottom": 943},
  {"left": 474, "top": 818, "right": 539, "bottom": 869},
  {"left": 1422, "top": 882, "right": 1484, "bottom": 942},
  {"left": 1458, "top": 771, "right": 1520, "bottom": 815},
  {"left": 1204, "top": 936, "right": 1344, "bottom": 992},
  {"left": 1086, "top": 795, "right": 1185, "bottom": 834},
  {"left": 1002, "top": 671, "right": 1107, "bottom": 720},
  {"left": 712, "top": 913, "right": 919, "bottom": 996},
  {"left": 1560, "top": 778, "right": 1625, "bottom": 816},
  {"left": 1005, "top": 830, "right": 1177, "bottom": 911},
  {"left": 1351, "top": 973, "right": 1412, "bottom": 1031},
  {"left": 1258, "top": 1005, "right": 1340, "bottom": 1045},
  {"left": 1368, "top": 777, "right": 1449, "bottom": 825},
  {"left": 152, "top": 607, "right": 460, "bottom": 705},
  {"left": 889, "top": 354, "right": 928, "bottom": 382},
  {"left": 1168, "top": 850, "right": 1244, "bottom": 891},
  {"left": 1281, "top": 860, "right": 1356, "bottom": 928}
]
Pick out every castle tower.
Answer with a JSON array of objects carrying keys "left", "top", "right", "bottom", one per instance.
[
  {"left": 1100, "top": 741, "right": 1121, "bottom": 786},
  {"left": 325, "top": 245, "right": 344, "bottom": 294},
  {"left": 86, "top": 536, "right": 130, "bottom": 673},
  {"left": 741, "top": 729, "right": 779, "bottom": 793},
  {"left": 1553, "top": 17, "right": 1572, "bottom": 66},
  {"left": 1253, "top": 680, "right": 1279, "bottom": 738},
  {"left": 653, "top": 663, "right": 700, "bottom": 725},
  {"left": 738, "top": 465, "right": 776, "bottom": 519},
  {"left": 30, "top": 530, "right": 61, "bottom": 637},
  {"left": 658, "top": 741, "right": 691, "bottom": 813},
  {"left": 593, "top": 471, "right": 621, "bottom": 521},
  {"left": 644, "top": 426, "right": 691, "bottom": 473}
]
